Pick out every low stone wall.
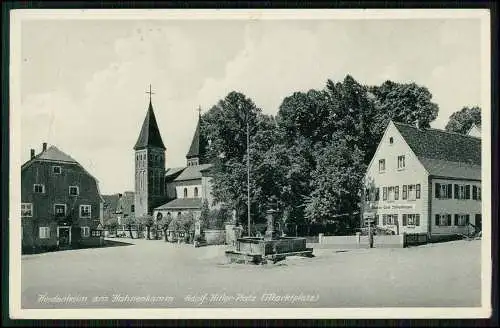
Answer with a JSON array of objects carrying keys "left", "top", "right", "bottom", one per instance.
[
  {"left": 204, "top": 229, "right": 226, "bottom": 245},
  {"left": 317, "top": 234, "right": 404, "bottom": 249}
]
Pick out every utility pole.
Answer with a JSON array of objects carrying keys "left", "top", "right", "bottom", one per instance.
[{"left": 247, "top": 118, "right": 251, "bottom": 237}]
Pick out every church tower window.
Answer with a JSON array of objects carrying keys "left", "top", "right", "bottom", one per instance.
[
  {"left": 184, "top": 188, "right": 188, "bottom": 198},
  {"left": 194, "top": 187, "right": 199, "bottom": 198}
]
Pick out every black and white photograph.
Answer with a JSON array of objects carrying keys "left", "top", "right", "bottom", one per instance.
[{"left": 9, "top": 9, "right": 492, "bottom": 319}]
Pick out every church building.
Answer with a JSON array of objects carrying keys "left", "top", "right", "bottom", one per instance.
[{"left": 133, "top": 94, "right": 215, "bottom": 224}]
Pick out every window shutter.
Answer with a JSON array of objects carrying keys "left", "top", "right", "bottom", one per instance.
[
  {"left": 466, "top": 185, "right": 471, "bottom": 199},
  {"left": 394, "top": 214, "right": 398, "bottom": 226},
  {"left": 447, "top": 184, "right": 452, "bottom": 199},
  {"left": 472, "top": 186, "right": 477, "bottom": 200},
  {"left": 447, "top": 214, "right": 452, "bottom": 226},
  {"left": 435, "top": 214, "right": 439, "bottom": 226},
  {"left": 466, "top": 214, "right": 470, "bottom": 225},
  {"left": 402, "top": 214, "right": 407, "bottom": 226},
  {"left": 454, "top": 184, "right": 459, "bottom": 199},
  {"left": 416, "top": 184, "right": 421, "bottom": 199},
  {"left": 395, "top": 186, "right": 399, "bottom": 200},
  {"left": 435, "top": 183, "right": 440, "bottom": 198},
  {"left": 454, "top": 214, "right": 458, "bottom": 226},
  {"left": 416, "top": 214, "right": 420, "bottom": 226},
  {"left": 383, "top": 187, "right": 387, "bottom": 200},
  {"left": 383, "top": 215, "right": 387, "bottom": 225},
  {"left": 403, "top": 185, "right": 408, "bottom": 200}
]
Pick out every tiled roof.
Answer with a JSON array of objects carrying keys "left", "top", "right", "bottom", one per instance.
[
  {"left": 155, "top": 197, "right": 202, "bottom": 210},
  {"left": 165, "top": 167, "right": 186, "bottom": 180},
  {"left": 186, "top": 118, "right": 201, "bottom": 159},
  {"left": 174, "top": 164, "right": 212, "bottom": 181},
  {"left": 418, "top": 158, "right": 481, "bottom": 180},
  {"left": 103, "top": 195, "right": 119, "bottom": 209},
  {"left": 134, "top": 101, "right": 166, "bottom": 150},
  {"left": 393, "top": 122, "right": 481, "bottom": 179},
  {"left": 36, "top": 146, "right": 78, "bottom": 163}
]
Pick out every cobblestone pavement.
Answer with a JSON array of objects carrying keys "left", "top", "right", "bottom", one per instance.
[{"left": 21, "top": 238, "right": 482, "bottom": 308}]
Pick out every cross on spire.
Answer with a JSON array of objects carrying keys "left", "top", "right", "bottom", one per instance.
[
  {"left": 197, "top": 105, "right": 202, "bottom": 117},
  {"left": 146, "top": 84, "right": 155, "bottom": 102}
]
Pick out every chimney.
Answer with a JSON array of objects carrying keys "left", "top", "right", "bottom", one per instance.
[
  {"left": 42, "top": 142, "right": 47, "bottom": 151},
  {"left": 30, "top": 149, "right": 35, "bottom": 159}
]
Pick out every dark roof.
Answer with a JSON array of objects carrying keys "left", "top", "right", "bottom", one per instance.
[
  {"left": 155, "top": 198, "right": 202, "bottom": 210},
  {"left": 134, "top": 101, "right": 166, "bottom": 150},
  {"left": 186, "top": 117, "right": 201, "bottom": 159},
  {"left": 103, "top": 192, "right": 135, "bottom": 215},
  {"left": 393, "top": 122, "right": 481, "bottom": 179},
  {"left": 174, "top": 164, "right": 212, "bottom": 181},
  {"left": 22, "top": 146, "right": 78, "bottom": 169},
  {"left": 103, "top": 195, "right": 119, "bottom": 209},
  {"left": 165, "top": 167, "right": 185, "bottom": 180}
]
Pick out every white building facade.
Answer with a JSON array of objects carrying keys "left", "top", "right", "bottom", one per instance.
[{"left": 363, "top": 121, "right": 482, "bottom": 240}]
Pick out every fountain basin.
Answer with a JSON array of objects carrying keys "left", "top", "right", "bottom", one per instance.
[{"left": 225, "top": 236, "right": 314, "bottom": 264}]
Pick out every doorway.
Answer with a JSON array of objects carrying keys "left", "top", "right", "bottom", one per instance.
[{"left": 57, "top": 226, "right": 71, "bottom": 248}]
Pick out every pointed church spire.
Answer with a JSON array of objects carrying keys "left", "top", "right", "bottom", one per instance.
[
  {"left": 134, "top": 88, "right": 166, "bottom": 150},
  {"left": 186, "top": 106, "right": 206, "bottom": 165}
]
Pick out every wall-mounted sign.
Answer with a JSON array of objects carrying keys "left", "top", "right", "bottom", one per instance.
[{"left": 369, "top": 204, "right": 416, "bottom": 210}]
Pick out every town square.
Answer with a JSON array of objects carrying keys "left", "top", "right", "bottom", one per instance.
[{"left": 11, "top": 9, "right": 491, "bottom": 318}]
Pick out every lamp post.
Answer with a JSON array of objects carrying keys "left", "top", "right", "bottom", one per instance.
[{"left": 247, "top": 117, "right": 251, "bottom": 237}]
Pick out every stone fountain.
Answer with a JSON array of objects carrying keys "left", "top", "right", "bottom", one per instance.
[{"left": 225, "top": 205, "right": 314, "bottom": 264}]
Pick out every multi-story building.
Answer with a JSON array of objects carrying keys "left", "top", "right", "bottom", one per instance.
[
  {"left": 21, "top": 143, "right": 104, "bottom": 252},
  {"left": 363, "top": 121, "right": 481, "bottom": 241}
]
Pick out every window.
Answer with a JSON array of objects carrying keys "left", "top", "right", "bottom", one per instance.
[
  {"left": 397, "top": 155, "right": 405, "bottom": 169},
  {"left": 389, "top": 137, "right": 394, "bottom": 144},
  {"left": 454, "top": 214, "right": 469, "bottom": 226},
  {"left": 131, "top": 205, "right": 135, "bottom": 213},
  {"left": 375, "top": 188, "right": 380, "bottom": 201},
  {"left": 177, "top": 212, "right": 182, "bottom": 218},
  {"left": 91, "top": 230, "right": 101, "bottom": 237},
  {"left": 388, "top": 187, "right": 394, "bottom": 201},
  {"left": 435, "top": 183, "right": 452, "bottom": 199},
  {"left": 69, "top": 186, "right": 79, "bottom": 196},
  {"left": 39, "top": 227, "right": 50, "bottom": 239},
  {"left": 33, "top": 184, "right": 45, "bottom": 193},
  {"left": 379, "top": 159, "right": 386, "bottom": 172},
  {"left": 435, "top": 214, "right": 452, "bottom": 226},
  {"left": 402, "top": 214, "right": 420, "bottom": 226},
  {"left": 54, "top": 204, "right": 66, "bottom": 217},
  {"left": 21, "top": 203, "right": 33, "bottom": 217},
  {"left": 402, "top": 185, "right": 407, "bottom": 200},
  {"left": 80, "top": 205, "right": 91, "bottom": 218},
  {"left": 382, "top": 187, "right": 387, "bottom": 201},
  {"left": 416, "top": 184, "right": 421, "bottom": 199},
  {"left": 52, "top": 166, "right": 62, "bottom": 174},
  {"left": 454, "top": 184, "right": 471, "bottom": 200},
  {"left": 183, "top": 188, "right": 188, "bottom": 198},
  {"left": 375, "top": 215, "right": 379, "bottom": 226},
  {"left": 394, "top": 186, "right": 399, "bottom": 200},
  {"left": 382, "top": 214, "right": 398, "bottom": 225},
  {"left": 81, "top": 226, "right": 90, "bottom": 238},
  {"left": 408, "top": 185, "right": 415, "bottom": 201},
  {"left": 194, "top": 187, "right": 199, "bottom": 198}
]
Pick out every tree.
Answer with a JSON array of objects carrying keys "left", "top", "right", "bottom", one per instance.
[
  {"left": 104, "top": 217, "right": 118, "bottom": 235},
  {"left": 156, "top": 213, "right": 172, "bottom": 241},
  {"left": 200, "top": 91, "right": 262, "bottom": 224},
  {"left": 445, "top": 106, "right": 481, "bottom": 134},
  {"left": 304, "top": 137, "right": 366, "bottom": 226},
  {"left": 369, "top": 80, "right": 439, "bottom": 135},
  {"left": 137, "top": 214, "right": 155, "bottom": 239},
  {"left": 199, "top": 200, "right": 210, "bottom": 230}
]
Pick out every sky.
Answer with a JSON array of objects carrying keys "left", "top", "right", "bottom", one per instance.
[{"left": 19, "top": 13, "right": 485, "bottom": 194}]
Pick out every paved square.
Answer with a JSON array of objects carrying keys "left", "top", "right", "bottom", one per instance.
[{"left": 21, "top": 238, "right": 482, "bottom": 308}]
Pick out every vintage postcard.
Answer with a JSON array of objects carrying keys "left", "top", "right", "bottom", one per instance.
[{"left": 9, "top": 9, "right": 492, "bottom": 319}]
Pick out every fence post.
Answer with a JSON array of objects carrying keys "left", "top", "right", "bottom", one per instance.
[{"left": 402, "top": 232, "right": 407, "bottom": 248}]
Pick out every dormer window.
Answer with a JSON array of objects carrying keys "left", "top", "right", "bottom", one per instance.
[
  {"left": 69, "top": 186, "right": 79, "bottom": 196},
  {"left": 52, "top": 166, "right": 62, "bottom": 174}
]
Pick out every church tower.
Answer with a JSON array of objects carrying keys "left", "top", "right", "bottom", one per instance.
[
  {"left": 186, "top": 108, "right": 208, "bottom": 166},
  {"left": 134, "top": 90, "right": 166, "bottom": 218}
]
